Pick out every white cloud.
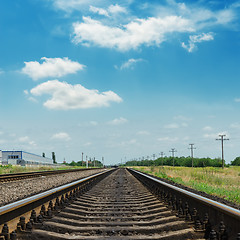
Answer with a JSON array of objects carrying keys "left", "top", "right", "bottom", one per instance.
[
  {"left": 89, "top": 4, "right": 126, "bottom": 17},
  {"left": 89, "top": 6, "right": 109, "bottom": 17},
  {"left": 120, "top": 139, "right": 137, "bottom": 146},
  {"left": 19, "top": 136, "right": 30, "bottom": 142},
  {"left": 116, "top": 58, "right": 144, "bottom": 70},
  {"left": 70, "top": 1, "right": 236, "bottom": 52},
  {"left": 21, "top": 57, "right": 85, "bottom": 80},
  {"left": 83, "top": 142, "right": 92, "bottom": 146},
  {"left": 30, "top": 80, "right": 122, "bottom": 110},
  {"left": 204, "top": 131, "right": 229, "bottom": 139},
  {"left": 89, "top": 121, "right": 98, "bottom": 126},
  {"left": 182, "top": 32, "right": 214, "bottom": 52},
  {"left": 108, "top": 4, "right": 127, "bottom": 14},
  {"left": 203, "top": 133, "right": 218, "bottom": 139},
  {"left": 51, "top": 0, "right": 98, "bottom": 12},
  {"left": 234, "top": 98, "right": 240, "bottom": 102},
  {"left": 18, "top": 136, "right": 36, "bottom": 146},
  {"left": 157, "top": 137, "right": 178, "bottom": 142},
  {"left": 164, "top": 123, "right": 179, "bottom": 129},
  {"left": 203, "top": 126, "right": 213, "bottom": 131},
  {"left": 108, "top": 117, "right": 128, "bottom": 125},
  {"left": 72, "top": 16, "right": 193, "bottom": 51},
  {"left": 51, "top": 132, "right": 71, "bottom": 141},
  {"left": 174, "top": 115, "right": 191, "bottom": 121}
]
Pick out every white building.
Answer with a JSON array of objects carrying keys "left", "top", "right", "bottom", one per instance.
[{"left": 0, "top": 150, "right": 53, "bottom": 166}]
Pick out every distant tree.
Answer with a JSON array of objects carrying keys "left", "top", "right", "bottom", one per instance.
[
  {"left": 231, "top": 157, "right": 240, "bottom": 166},
  {"left": 42, "top": 152, "right": 45, "bottom": 158},
  {"left": 52, "top": 152, "right": 57, "bottom": 164}
]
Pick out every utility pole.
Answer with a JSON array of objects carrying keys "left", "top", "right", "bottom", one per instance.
[
  {"left": 102, "top": 157, "right": 104, "bottom": 167},
  {"left": 160, "top": 152, "right": 165, "bottom": 166},
  {"left": 86, "top": 155, "right": 88, "bottom": 168},
  {"left": 169, "top": 148, "right": 177, "bottom": 167},
  {"left": 152, "top": 154, "right": 156, "bottom": 160},
  {"left": 82, "top": 152, "right": 84, "bottom": 167},
  {"left": 216, "top": 134, "right": 229, "bottom": 169},
  {"left": 188, "top": 144, "right": 196, "bottom": 168},
  {"left": 94, "top": 157, "right": 96, "bottom": 167}
]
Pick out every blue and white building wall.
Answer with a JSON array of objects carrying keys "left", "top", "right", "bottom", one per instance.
[{"left": 0, "top": 150, "right": 53, "bottom": 166}]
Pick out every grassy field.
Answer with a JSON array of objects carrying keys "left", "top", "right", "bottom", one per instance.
[
  {"left": 132, "top": 166, "right": 240, "bottom": 205},
  {"left": 0, "top": 165, "right": 86, "bottom": 174}
]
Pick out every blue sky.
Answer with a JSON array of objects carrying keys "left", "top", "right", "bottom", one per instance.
[{"left": 1, "top": 0, "right": 240, "bottom": 164}]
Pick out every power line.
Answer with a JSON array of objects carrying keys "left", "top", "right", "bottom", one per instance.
[
  {"left": 159, "top": 152, "right": 165, "bottom": 166},
  {"left": 169, "top": 148, "right": 177, "bottom": 167},
  {"left": 216, "top": 134, "right": 229, "bottom": 169},
  {"left": 188, "top": 144, "right": 196, "bottom": 168}
]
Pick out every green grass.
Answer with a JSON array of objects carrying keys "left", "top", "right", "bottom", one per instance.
[
  {"left": 0, "top": 164, "right": 86, "bottom": 174},
  {"left": 132, "top": 166, "right": 240, "bottom": 205}
]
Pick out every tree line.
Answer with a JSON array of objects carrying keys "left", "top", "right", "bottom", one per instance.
[{"left": 124, "top": 156, "right": 240, "bottom": 167}]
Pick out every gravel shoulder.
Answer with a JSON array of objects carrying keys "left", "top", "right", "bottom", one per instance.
[{"left": 0, "top": 169, "right": 104, "bottom": 207}]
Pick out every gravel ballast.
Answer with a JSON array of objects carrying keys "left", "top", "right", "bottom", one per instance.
[{"left": 0, "top": 169, "right": 104, "bottom": 207}]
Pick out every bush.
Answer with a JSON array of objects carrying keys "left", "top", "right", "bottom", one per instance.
[{"left": 231, "top": 157, "right": 240, "bottom": 166}]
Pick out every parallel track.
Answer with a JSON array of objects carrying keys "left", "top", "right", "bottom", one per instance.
[
  {"left": 0, "top": 168, "right": 102, "bottom": 182},
  {"left": 0, "top": 168, "right": 239, "bottom": 240}
]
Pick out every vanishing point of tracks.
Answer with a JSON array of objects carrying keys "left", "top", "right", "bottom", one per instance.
[{"left": 0, "top": 168, "right": 240, "bottom": 239}]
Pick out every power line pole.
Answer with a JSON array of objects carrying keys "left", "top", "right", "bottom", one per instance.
[
  {"left": 169, "top": 148, "right": 177, "bottom": 167},
  {"left": 188, "top": 144, "right": 196, "bottom": 168},
  {"left": 216, "top": 134, "right": 229, "bottom": 169},
  {"left": 102, "top": 157, "right": 104, "bottom": 167},
  {"left": 94, "top": 157, "right": 96, "bottom": 167},
  {"left": 160, "top": 152, "right": 165, "bottom": 166},
  {"left": 82, "top": 152, "right": 84, "bottom": 167},
  {"left": 86, "top": 155, "right": 88, "bottom": 168}
]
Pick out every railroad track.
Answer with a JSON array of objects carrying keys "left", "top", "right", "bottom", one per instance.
[
  {"left": 0, "top": 168, "right": 239, "bottom": 239},
  {"left": 0, "top": 168, "right": 102, "bottom": 182}
]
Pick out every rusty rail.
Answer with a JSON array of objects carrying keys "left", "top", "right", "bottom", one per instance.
[
  {"left": 0, "top": 168, "right": 114, "bottom": 239},
  {"left": 128, "top": 168, "right": 240, "bottom": 239}
]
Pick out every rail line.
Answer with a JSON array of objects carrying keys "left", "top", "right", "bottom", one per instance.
[
  {"left": 0, "top": 168, "right": 102, "bottom": 182},
  {"left": 0, "top": 168, "right": 239, "bottom": 239}
]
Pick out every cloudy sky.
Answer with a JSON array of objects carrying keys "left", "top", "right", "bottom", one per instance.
[{"left": 0, "top": 0, "right": 240, "bottom": 164}]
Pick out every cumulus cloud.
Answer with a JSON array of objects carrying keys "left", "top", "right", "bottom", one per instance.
[
  {"left": 181, "top": 32, "right": 214, "bottom": 52},
  {"left": 70, "top": 1, "right": 236, "bottom": 51},
  {"left": 116, "top": 58, "right": 144, "bottom": 70},
  {"left": 21, "top": 57, "right": 85, "bottom": 80},
  {"left": 51, "top": 0, "right": 98, "bottom": 12},
  {"left": 51, "top": 132, "right": 71, "bottom": 141},
  {"left": 30, "top": 80, "right": 122, "bottom": 110},
  {"left": 108, "top": 117, "right": 128, "bottom": 125},
  {"left": 234, "top": 98, "right": 240, "bottom": 102},
  {"left": 89, "top": 6, "right": 109, "bottom": 17},
  {"left": 89, "top": 4, "right": 126, "bottom": 17},
  {"left": 72, "top": 16, "right": 193, "bottom": 51}
]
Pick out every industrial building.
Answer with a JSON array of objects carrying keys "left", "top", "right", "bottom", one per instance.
[{"left": 0, "top": 150, "right": 53, "bottom": 166}]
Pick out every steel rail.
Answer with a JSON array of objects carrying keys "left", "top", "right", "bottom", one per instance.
[
  {"left": 0, "top": 169, "right": 113, "bottom": 226},
  {"left": 129, "top": 168, "right": 240, "bottom": 238}
]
